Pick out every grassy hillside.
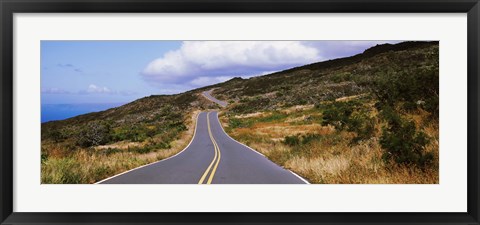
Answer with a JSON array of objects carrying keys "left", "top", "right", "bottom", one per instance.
[
  {"left": 42, "top": 41, "right": 439, "bottom": 184},
  {"left": 41, "top": 91, "right": 220, "bottom": 183},
  {"left": 216, "top": 41, "right": 439, "bottom": 183}
]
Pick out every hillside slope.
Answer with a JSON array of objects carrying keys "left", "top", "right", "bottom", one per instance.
[
  {"left": 41, "top": 91, "right": 220, "bottom": 183},
  {"left": 210, "top": 41, "right": 438, "bottom": 113},
  {"left": 42, "top": 41, "right": 439, "bottom": 184},
  {"left": 215, "top": 41, "right": 439, "bottom": 183}
]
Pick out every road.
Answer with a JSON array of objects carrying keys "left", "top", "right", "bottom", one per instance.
[
  {"left": 98, "top": 91, "right": 307, "bottom": 184},
  {"left": 202, "top": 90, "right": 228, "bottom": 107}
]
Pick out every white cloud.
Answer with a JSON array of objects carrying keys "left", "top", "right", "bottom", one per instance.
[
  {"left": 141, "top": 41, "right": 405, "bottom": 93},
  {"left": 142, "top": 41, "right": 322, "bottom": 85},
  {"left": 86, "top": 84, "right": 111, "bottom": 94}
]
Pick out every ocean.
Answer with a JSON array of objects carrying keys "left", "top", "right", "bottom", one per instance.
[{"left": 41, "top": 103, "right": 125, "bottom": 123}]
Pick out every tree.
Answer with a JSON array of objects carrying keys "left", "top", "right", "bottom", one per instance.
[{"left": 77, "top": 121, "right": 111, "bottom": 147}]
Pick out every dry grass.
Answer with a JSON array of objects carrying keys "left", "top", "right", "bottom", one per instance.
[
  {"left": 41, "top": 111, "right": 200, "bottom": 184},
  {"left": 234, "top": 111, "right": 271, "bottom": 119},
  {"left": 335, "top": 94, "right": 367, "bottom": 102},
  {"left": 280, "top": 104, "right": 315, "bottom": 114},
  {"left": 220, "top": 109, "right": 439, "bottom": 184}
]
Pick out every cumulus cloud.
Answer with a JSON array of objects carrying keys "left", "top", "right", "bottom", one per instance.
[
  {"left": 141, "top": 40, "right": 402, "bottom": 92},
  {"left": 85, "top": 84, "right": 111, "bottom": 94},
  {"left": 142, "top": 41, "right": 322, "bottom": 85},
  {"left": 76, "top": 84, "right": 138, "bottom": 96}
]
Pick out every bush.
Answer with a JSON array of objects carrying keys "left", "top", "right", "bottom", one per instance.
[
  {"left": 257, "top": 112, "right": 288, "bottom": 123},
  {"left": 321, "top": 101, "right": 358, "bottom": 130},
  {"left": 284, "top": 135, "right": 301, "bottom": 146},
  {"left": 283, "top": 134, "right": 321, "bottom": 147},
  {"left": 228, "top": 118, "right": 252, "bottom": 128},
  {"left": 320, "top": 100, "right": 375, "bottom": 143},
  {"left": 347, "top": 110, "right": 376, "bottom": 142},
  {"left": 76, "top": 121, "right": 112, "bottom": 147},
  {"left": 379, "top": 108, "right": 432, "bottom": 167},
  {"left": 49, "top": 129, "right": 67, "bottom": 142},
  {"left": 301, "top": 133, "right": 321, "bottom": 145},
  {"left": 365, "top": 67, "right": 438, "bottom": 119}
]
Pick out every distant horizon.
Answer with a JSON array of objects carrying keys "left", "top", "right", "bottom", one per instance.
[
  {"left": 41, "top": 40, "right": 401, "bottom": 121},
  {"left": 41, "top": 102, "right": 126, "bottom": 123},
  {"left": 41, "top": 40, "right": 400, "bottom": 105}
]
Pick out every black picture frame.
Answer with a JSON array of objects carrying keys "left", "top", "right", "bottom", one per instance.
[{"left": 1, "top": 0, "right": 479, "bottom": 224}]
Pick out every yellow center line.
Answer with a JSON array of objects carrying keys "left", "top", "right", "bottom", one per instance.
[
  {"left": 198, "top": 112, "right": 221, "bottom": 184},
  {"left": 207, "top": 127, "right": 221, "bottom": 184}
]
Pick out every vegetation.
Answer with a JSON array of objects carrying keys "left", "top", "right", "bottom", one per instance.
[
  {"left": 379, "top": 108, "right": 433, "bottom": 167},
  {"left": 42, "top": 41, "right": 439, "bottom": 184},
  {"left": 219, "top": 41, "right": 439, "bottom": 183},
  {"left": 41, "top": 90, "right": 218, "bottom": 183}
]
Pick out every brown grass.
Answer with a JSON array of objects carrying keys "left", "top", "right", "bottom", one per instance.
[
  {"left": 220, "top": 109, "right": 439, "bottom": 184},
  {"left": 41, "top": 110, "right": 200, "bottom": 184}
]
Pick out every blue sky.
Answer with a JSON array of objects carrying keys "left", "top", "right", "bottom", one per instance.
[{"left": 41, "top": 40, "right": 398, "bottom": 105}]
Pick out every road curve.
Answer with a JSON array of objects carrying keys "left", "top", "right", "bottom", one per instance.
[
  {"left": 202, "top": 90, "right": 228, "bottom": 107},
  {"left": 98, "top": 91, "right": 306, "bottom": 184}
]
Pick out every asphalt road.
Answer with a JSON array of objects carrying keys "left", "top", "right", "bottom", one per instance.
[
  {"left": 98, "top": 92, "right": 307, "bottom": 184},
  {"left": 202, "top": 90, "right": 228, "bottom": 107}
]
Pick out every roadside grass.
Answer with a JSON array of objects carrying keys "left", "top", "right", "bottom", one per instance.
[
  {"left": 41, "top": 111, "right": 200, "bottom": 184},
  {"left": 220, "top": 103, "right": 439, "bottom": 184}
]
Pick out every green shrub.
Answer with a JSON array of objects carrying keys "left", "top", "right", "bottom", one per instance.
[
  {"left": 320, "top": 100, "right": 375, "bottom": 143},
  {"left": 347, "top": 110, "right": 375, "bottom": 142},
  {"left": 156, "top": 142, "right": 171, "bottom": 149},
  {"left": 301, "top": 133, "right": 321, "bottom": 145},
  {"left": 283, "top": 134, "right": 321, "bottom": 147},
  {"left": 257, "top": 112, "right": 288, "bottom": 123},
  {"left": 321, "top": 101, "right": 359, "bottom": 130},
  {"left": 322, "top": 102, "right": 354, "bottom": 130},
  {"left": 284, "top": 135, "right": 301, "bottom": 146},
  {"left": 50, "top": 129, "right": 67, "bottom": 142},
  {"left": 379, "top": 108, "right": 432, "bottom": 167},
  {"left": 228, "top": 118, "right": 252, "bottom": 128},
  {"left": 129, "top": 146, "right": 155, "bottom": 154},
  {"left": 41, "top": 150, "right": 48, "bottom": 164},
  {"left": 365, "top": 67, "right": 438, "bottom": 119}
]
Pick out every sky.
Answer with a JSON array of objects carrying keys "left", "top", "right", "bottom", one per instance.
[{"left": 41, "top": 40, "right": 399, "bottom": 105}]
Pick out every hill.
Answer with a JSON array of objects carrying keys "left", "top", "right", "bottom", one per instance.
[
  {"left": 210, "top": 41, "right": 438, "bottom": 113},
  {"left": 41, "top": 41, "right": 439, "bottom": 184},
  {"left": 214, "top": 41, "right": 439, "bottom": 183},
  {"left": 41, "top": 91, "right": 220, "bottom": 183}
]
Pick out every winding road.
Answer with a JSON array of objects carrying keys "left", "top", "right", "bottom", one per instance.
[
  {"left": 98, "top": 90, "right": 307, "bottom": 184},
  {"left": 202, "top": 89, "right": 228, "bottom": 107}
]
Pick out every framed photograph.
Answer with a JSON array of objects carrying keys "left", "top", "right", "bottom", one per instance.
[{"left": 1, "top": 0, "right": 479, "bottom": 224}]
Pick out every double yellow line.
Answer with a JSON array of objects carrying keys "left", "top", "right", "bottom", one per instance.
[{"left": 198, "top": 112, "right": 221, "bottom": 184}]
